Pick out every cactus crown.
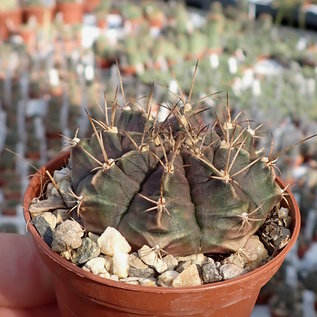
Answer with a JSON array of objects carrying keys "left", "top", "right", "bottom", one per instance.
[{"left": 70, "top": 66, "right": 282, "bottom": 256}]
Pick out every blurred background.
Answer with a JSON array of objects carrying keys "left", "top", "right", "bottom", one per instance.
[{"left": 0, "top": 0, "right": 317, "bottom": 316}]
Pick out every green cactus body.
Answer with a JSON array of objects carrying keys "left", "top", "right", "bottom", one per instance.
[{"left": 71, "top": 98, "right": 282, "bottom": 256}]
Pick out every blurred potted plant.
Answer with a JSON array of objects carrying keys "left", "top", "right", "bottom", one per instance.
[
  {"left": 56, "top": 0, "right": 83, "bottom": 25},
  {"left": 22, "top": 0, "right": 55, "bottom": 25},
  {"left": 143, "top": 1, "right": 165, "bottom": 29},
  {"left": 94, "top": 0, "right": 112, "bottom": 29},
  {"left": 0, "top": 0, "right": 22, "bottom": 40},
  {"left": 121, "top": 2, "right": 143, "bottom": 31},
  {"left": 93, "top": 35, "right": 118, "bottom": 69}
]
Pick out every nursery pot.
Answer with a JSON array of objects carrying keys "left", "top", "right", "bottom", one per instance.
[
  {"left": 23, "top": 6, "right": 54, "bottom": 24},
  {"left": 56, "top": 2, "right": 83, "bottom": 25},
  {"left": 83, "top": 0, "right": 100, "bottom": 13},
  {"left": 0, "top": 8, "right": 22, "bottom": 40},
  {"left": 24, "top": 151, "right": 301, "bottom": 317}
]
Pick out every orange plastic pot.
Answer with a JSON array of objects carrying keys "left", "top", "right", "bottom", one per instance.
[
  {"left": 23, "top": 151, "right": 301, "bottom": 317},
  {"left": 56, "top": 2, "right": 83, "bottom": 25},
  {"left": 83, "top": 0, "right": 100, "bottom": 13},
  {"left": 0, "top": 8, "right": 22, "bottom": 40},
  {"left": 23, "top": 6, "right": 55, "bottom": 24}
]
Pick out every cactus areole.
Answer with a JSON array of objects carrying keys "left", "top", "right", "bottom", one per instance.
[{"left": 71, "top": 94, "right": 282, "bottom": 257}]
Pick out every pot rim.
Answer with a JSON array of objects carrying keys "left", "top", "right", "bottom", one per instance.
[{"left": 23, "top": 151, "right": 300, "bottom": 294}]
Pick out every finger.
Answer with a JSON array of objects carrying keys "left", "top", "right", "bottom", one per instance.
[
  {"left": 0, "top": 303, "right": 60, "bottom": 317},
  {"left": 0, "top": 233, "right": 56, "bottom": 308}
]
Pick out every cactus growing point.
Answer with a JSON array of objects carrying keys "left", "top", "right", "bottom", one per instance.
[{"left": 69, "top": 71, "right": 282, "bottom": 257}]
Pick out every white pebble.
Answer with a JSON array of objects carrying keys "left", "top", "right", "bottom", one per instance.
[
  {"left": 113, "top": 251, "right": 130, "bottom": 278},
  {"left": 138, "top": 245, "right": 167, "bottom": 274},
  {"left": 97, "top": 227, "right": 131, "bottom": 256},
  {"left": 157, "top": 270, "right": 179, "bottom": 287},
  {"left": 85, "top": 257, "right": 108, "bottom": 275},
  {"left": 41, "top": 212, "right": 57, "bottom": 230}
]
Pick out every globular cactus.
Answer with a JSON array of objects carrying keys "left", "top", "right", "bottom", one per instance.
[{"left": 69, "top": 83, "right": 282, "bottom": 256}]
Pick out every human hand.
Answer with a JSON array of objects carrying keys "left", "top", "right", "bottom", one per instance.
[{"left": 0, "top": 233, "right": 60, "bottom": 317}]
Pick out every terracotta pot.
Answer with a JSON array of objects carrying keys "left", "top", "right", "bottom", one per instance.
[
  {"left": 83, "top": 0, "right": 100, "bottom": 13},
  {"left": 0, "top": 8, "right": 22, "bottom": 40},
  {"left": 56, "top": 2, "right": 83, "bottom": 25},
  {"left": 23, "top": 6, "right": 54, "bottom": 24},
  {"left": 23, "top": 151, "right": 300, "bottom": 317}
]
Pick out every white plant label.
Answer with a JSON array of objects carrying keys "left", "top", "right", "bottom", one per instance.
[
  {"left": 242, "top": 68, "right": 254, "bottom": 89},
  {"left": 228, "top": 56, "right": 238, "bottom": 74},
  {"left": 232, "top": 78, "right": 242, "bottom": 96},
  {"left": 169, "top": 80, "right": 178, "bottom": 95},
  {"left": 81, "top": 26, "right": 100, "bottom": 48},
  {"left": 252, "top": 79, "right": 262, "bottom": 96},
  {"left": 85, "top": 65, "right": 94, "bottom": 81},
  {"left": 49, "top": 68, "right": 60, "bottom": 87},
  {"left": 209, "top": 53, "right": 219, "bottom": 69},
  {"left": 297, "top": 37, "right": 307, "bottom": 51},
  {"left": 135, "top": 63, "right": 145, "bottom": 75}
]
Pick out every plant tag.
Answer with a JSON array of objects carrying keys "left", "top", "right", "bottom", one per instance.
[
  {"left": 81, "top": 26, "right": 100, "bottom": 48},
  {"left": 297, "top": 37, "right": 307, "bottom": 51},
  {"left": 232, "top": 78, "right": 242, "bottom": 96},
  {"left": 242, "top": 68, "right": 254, "bottom": 88},
  {"left": 304, "top": 209, "right": 317, "bottom": 242},
  {"left": 228, "top": 56, "right": 238, "bottom": 74},
  {"left": 107, "top": 13, "right": 122, "bottom": 28},
  {"left": 49, "top": 68, "right": 60, "bottom": 87},
  {"left": 252, "top": 78, "right": 261, "bottom": 96},
  {"left": 157, "top": 102, "right": 170, "bottom": 122},
  {"left": 209, "top": 53, "right": 219, "bottom": 69},
  {"left": 169, "top": 80, "right": 178, "bottom": 94},
  {"left": 135, "top": 63, "right": 145, "bottom": 75},
  {"left": 85, "top": 65, "right": 94, "bottom": 81},
  {"left": 285, "top": 265, "right": 298, "bottom": 288}
]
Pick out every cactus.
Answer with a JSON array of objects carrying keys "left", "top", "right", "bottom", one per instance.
[{"left": 68, "top": 68, "right": 282, "bottom": 257}]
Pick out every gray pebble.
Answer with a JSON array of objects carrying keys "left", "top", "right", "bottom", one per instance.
[
  {"left": 157, "top": 270, "right": 179, "bottom": 287},
  {"left": 32, "top": 215, "right": 53, "bottom": 246},
  {"left": 129, "top": 266, "right": 156, "bottom": 278},
  {"left": 72, "top": 237, "right": 100, "bottom": 265},
  {"left": 219, "top": 264, "right": 246, "bottom": 280},
  {"left": 41, "top": 212, "right": 57, "bottom": 230},
  {"left": 163, "top": 254, "right": 178, "bottom": 271},
  {"left": 51, "top": 220, "right": 84, "bottom": 252},
  {"left": 201, "top": 262, "right": 222, "bottom": 283}
]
